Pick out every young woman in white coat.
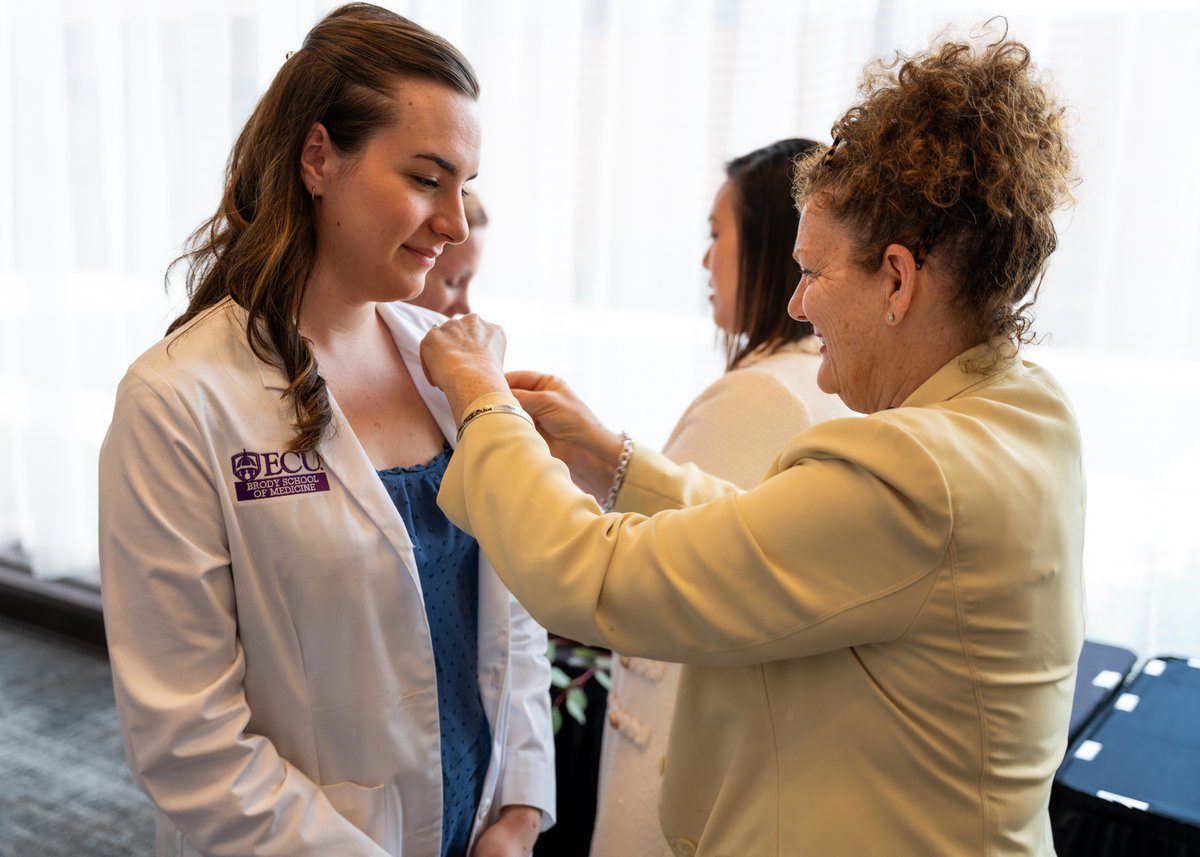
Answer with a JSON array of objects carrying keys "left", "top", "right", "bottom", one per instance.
[
  {"left": 97, "top": 6, "right": 553, "bottom": 857},
  {"left": 588, "top": 139, "right": 852, "bottom": 857}
]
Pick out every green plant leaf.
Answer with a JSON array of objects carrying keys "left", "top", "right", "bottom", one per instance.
[
  {"left": 550, "top": 666, "right": 571, "bottom": 689},
  {"left": 551, "top": 707, "right": 563, "bottom": 735},
  {"left": 565, "top": 687, "right": 587, "bottom": 724},
  {"left": 593, "top": 669, "right": 613, "bottom": 691}
]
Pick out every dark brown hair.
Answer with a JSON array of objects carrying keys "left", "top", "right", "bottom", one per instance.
[
  {"left": 792, "top": 31, "right": 1074, "bottom": 348},
  {"left": 723, "top": 138, "right": 820, "bottom": 371},
  {"left": 167, "top": 3, "right": 478, "bottom": 452}
]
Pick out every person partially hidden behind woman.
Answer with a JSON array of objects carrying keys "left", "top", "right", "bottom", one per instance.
[
  {"left": 589, "top": 138, "right": 852, "bottom": 857},
  {"left": 98, "top": 5, "right": 553, "bottom": 857},
  {"left": 421, "top": 28, "right": 1083, "bottom": 857},
  {"left": 410, "top": 192, "right": 488, "bottom": 317}
]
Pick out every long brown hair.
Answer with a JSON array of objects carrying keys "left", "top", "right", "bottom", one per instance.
[
  {"left": 167, "top": 3, "right": 478, "bottom": 452},
  {"left": 722, "top": 138, "right": 820, "bottom": 371}
]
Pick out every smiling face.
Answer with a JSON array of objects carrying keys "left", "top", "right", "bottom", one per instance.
[
  {"left": 788, "top": 201, "right": 892, "bottom": 413},
  {"left": 702, "top": 179, "right": 741, "bottom": 334},
  {"left": 409, "top": 225, "right": 485, "bottom": 316},
  {"left": 305, "top": 78, "right": 481, "bottom": 305}
]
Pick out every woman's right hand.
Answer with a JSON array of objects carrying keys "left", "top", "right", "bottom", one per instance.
[{"left": 506, "top": 370, "right": 625, "bottom": 500}]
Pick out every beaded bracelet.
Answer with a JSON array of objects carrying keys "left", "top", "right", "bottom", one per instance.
[
  {"left": 601, "top": 431, "right": 634, "bottom": 513},
  {"left": 456, "top": 403, "right": 533, "bottom": 443}
]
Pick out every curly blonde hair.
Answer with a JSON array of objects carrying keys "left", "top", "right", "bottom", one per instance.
[{"left": 793, "top": 32, "right": 1075, "bottom": 346}]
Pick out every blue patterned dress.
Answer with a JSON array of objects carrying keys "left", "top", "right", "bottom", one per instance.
[{"left": 378, "top": 445, "right": 491, "bottom": 857}]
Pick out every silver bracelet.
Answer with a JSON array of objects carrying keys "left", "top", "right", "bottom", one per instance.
[
  {"left": 601, "top": 431, "right": 634, "bottom": 513},
  {"left": 456, "top": 403, "right": 533, "bottom": 443}
]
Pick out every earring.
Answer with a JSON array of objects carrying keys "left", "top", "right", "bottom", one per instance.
[
  {"left": 311, "top": 185, "right": 318, "bottom": 201},
  {"left": 886, "top": 311, "right": 896, "bottom": 323}
]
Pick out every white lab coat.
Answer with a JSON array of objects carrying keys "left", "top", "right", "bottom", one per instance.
[{"left": 98, "top": 298, "right": 556, "bottom": 857}]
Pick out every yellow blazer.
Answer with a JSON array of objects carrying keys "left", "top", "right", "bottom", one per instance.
[{"left": 439, "top": 342, "right": 1086, "bottom": 856}]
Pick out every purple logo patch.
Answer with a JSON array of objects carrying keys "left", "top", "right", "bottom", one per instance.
[{"left": 231, "top": 448, "right": 330, "bottom": 502}]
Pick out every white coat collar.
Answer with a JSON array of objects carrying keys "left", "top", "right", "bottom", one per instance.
[
  {"left": 735, "top": 335, "right": 821, "bottom": 370},
  {"left": 241, "top": 299, "right": 457, "bottom": 444},
  {"left": 375, "top": 302, "right": 459, "bottom": 445},
  {"left": 235, "top": 299, "right": 460, "bottom": 563}
]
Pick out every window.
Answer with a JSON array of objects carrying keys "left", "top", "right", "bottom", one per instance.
[{"left": 3, "top": 0, "right": 1197, "bottom": 660}]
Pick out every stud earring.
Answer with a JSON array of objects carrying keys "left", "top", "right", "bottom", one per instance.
[{"left": 886, "top": 311, "right": 896, "bottom": 323}]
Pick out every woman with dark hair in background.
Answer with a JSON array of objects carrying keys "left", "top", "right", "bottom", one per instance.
[
  {"left": 589, "top": 138, "right": 851, "bottom": 857},
  {"left": 98, "top": 5, "right": 553, "bottom": 856},
  {"left": 423, "top": 29, "right": 1082, "bottom": 855}
]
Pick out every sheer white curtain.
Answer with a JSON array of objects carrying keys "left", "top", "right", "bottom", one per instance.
[
  {"left": 2, "top": 0, "right": 1197, "bottom": 660},
  {"left": 0, "top": 0, "right": 324, "bottom": 576}
]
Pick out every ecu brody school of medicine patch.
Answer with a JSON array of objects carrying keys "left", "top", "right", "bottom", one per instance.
[{"left": 230, "top": 448, "right": 331, "bottom": 502}]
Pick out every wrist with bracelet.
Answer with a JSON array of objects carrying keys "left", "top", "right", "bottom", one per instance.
[
  {"left": 456, "top": 403, "right": 533, "bottom": 443},
  {"left": 601, "top": 431, "right": 634, "bottom": 513},
  {"left": 456, "top": 401, "right": 633, "bottom": 514}
]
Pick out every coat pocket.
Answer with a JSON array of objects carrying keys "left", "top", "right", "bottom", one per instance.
[{"left": 321, "top": 780, "right": 398, "bottom": 852}]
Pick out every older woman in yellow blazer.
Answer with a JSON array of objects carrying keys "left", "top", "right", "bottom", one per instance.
[{"left": 421, "top": 33, "right": 1083, "bottom": 857}]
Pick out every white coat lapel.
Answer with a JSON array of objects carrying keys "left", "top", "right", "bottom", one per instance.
[
  {"left": 379, "top": 302, "right": 513, "bottom": 697},
  {"left": 317, "top": 390, "right": 419, "bottom": 564},
  {"left": 377, "top": 302, "right": 459, "bottom": 443},
  {"left": 239, "top": 298, "right": 419, "bottom": 575}
]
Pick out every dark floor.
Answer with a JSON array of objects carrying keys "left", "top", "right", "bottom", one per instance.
[
  {"left": 0, "top": 617, "right": 155, "bottom": 857},
  {"left": 0, "top": 568, "right": 603, "bottom": 856}
]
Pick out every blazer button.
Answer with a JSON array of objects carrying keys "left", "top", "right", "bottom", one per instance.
[
  {"left": 608, "top": 709, "right": 620, "bottom": 729},
  {"left": 658, "top": 753, "right": 666, "bottom": 776},
  {"left": 672, "top": 837, "right": 698, "bottom": 857}
]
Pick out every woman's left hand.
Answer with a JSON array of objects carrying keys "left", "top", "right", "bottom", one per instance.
[
  {"left": 419, "top": 313, "right": 510, "bottom": 418},
  {"left": 472, "top": 805, "right": 541, "bottom": 857}
]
